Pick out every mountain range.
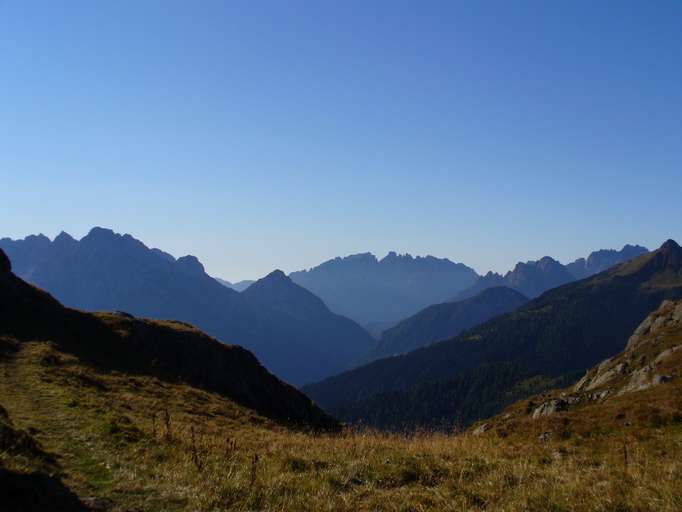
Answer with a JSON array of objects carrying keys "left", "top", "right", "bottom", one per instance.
[
  {"left": 455, "top": 244, "right": 648, "bottom": 300},
  {"left": 289, "top": 252, "right": 479, "bottom": 325},
  {"left": 0, "top": 228, "right": 374, "bottom": 386},
  {"left": 304, "top": 240, "right": 682, "bottom": 429},
  {"left": 367, "top": 244, "right": 647, "bottom": 360}
]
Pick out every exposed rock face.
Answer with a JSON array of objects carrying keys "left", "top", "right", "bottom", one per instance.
[
  {"left": 530, "top": 299, "right": 682, "bottom": 419},
  {"left": 583, "top": 362, "right": 629, "bottom": 391},
  {"left": 519, "top": 298, "right": 682, "bottom": 422},
  {"left": 532, "top": 399, "right": 569, "bottom": 419},
  {"left": 577, "top": 300, "right": 682, "bottom": 397},
  {"left": 626, "top": 300, "right": 682, "bottom": 350}
]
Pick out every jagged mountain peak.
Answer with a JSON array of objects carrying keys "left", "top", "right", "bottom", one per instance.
[
  {"left": 24, "top": 233, "right": 51, "bottom": 246},
  {"left": 290, "top": 251, "right": 478, "bottom": 324}
]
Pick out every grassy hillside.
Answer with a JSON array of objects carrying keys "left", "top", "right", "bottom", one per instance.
[{"left": 2, "top": 336, "right": 681, "bottom": 511}]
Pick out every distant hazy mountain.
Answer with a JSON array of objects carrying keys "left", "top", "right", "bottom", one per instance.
[
  {"left": 241, "top": 270, "right": 377, "bottom": 383},
  {"left": 215, "top": 277, "right": 255, "bottom": 291},
  {"left": 565, "top": 244, "right": 648, "bottom": 279},
  {"left": 0, "top": 228, "right": 374, "bottom": 386},
  {"left": 457, "top": 245, "right": 648, "bottom": 300},
  {"left": 304, "top": 241, "right": 682, "bottom": 430},
  {"left": 456, "top": 256, "right": 573, "bottom": 300},
  {"left": 369, "top": 287, "right": 528, "bottom": 360},
  {"left": 289, "top": 252, "right": 479, "bottom": 325}
]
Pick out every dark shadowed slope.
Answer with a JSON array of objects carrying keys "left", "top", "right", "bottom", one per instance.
[
  {"left": 0, "top": 228, "right": 372, "bottom": 385},
  {"left": 369, "top": 287, "right": 528, "bottom": 360},
  {"left": 456, "top": 244, "right": 648, "bottom": 300},
  {"left": 290, "top": 252, "right": 479, "bottom": 325},
  {"left": 304, "top": 241, "right": 682, "bottom": 430},
  {"left": 0, "top": 248, "right": 337, "bottom": 430}
]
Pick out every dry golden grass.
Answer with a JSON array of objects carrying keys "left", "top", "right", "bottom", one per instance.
[{"left": 2, "top": 340, "right": 682, "bottom": 511}]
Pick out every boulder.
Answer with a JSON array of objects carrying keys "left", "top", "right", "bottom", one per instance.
[
  {"left": 472, "top": 423, "right": 491, "bottom": 436},
  {"left": 532, "top": 399, "right": 568, "bottom": 419}
]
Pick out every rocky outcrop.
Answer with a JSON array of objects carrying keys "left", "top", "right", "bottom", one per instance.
[
  {"left": 511, "top": 299, "right": 682, "bottom": 423},
  {"left": 573, "top": 300, "right": 682, "bottom": 397},
  {"left": 472, "top": 423, "right": 491, "bottom": 435},
  {"left": 527, "top": 300, "right": 682, "bottom": 419},
  {"left": 531, "top": 399, "right": 569, "bottom": 419}
]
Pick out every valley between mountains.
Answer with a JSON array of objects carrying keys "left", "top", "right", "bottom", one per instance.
[{"left": 1, "top": 237, "right": 681, "bottom": 511}]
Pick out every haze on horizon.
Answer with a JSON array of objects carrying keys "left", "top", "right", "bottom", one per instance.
[{"left": 2, "top": 1, "right": 681, "bottom": 281}]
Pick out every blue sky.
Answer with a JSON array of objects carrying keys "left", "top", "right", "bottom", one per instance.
[{"left": 1, "top": 1, "right": 681, "bottom": 280}]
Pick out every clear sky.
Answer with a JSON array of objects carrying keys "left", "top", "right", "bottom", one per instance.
[{"left": 2, "top": 1, "right": 681, "bottom": 281}]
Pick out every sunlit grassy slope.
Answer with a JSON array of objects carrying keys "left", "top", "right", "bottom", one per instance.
[{"left": 2, "top": 334, "right": 681, "bottom": 511}]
